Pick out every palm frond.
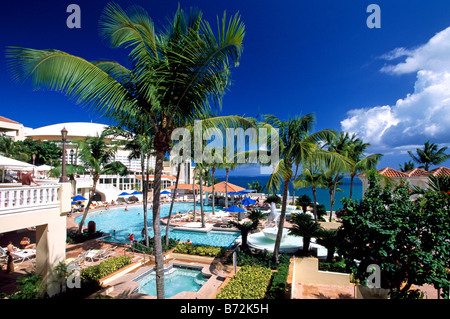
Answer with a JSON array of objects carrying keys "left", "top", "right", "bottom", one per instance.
[{"left": 6, "top": 47, "right": 137, "bottom": 120}]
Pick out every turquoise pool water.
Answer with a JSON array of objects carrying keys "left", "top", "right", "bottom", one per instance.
[
  {"left": 133, "top": 266, "right": 209, "bottom": 298},
  {"left": 74, "top": 203, "right": 240, "bottom": 247}
]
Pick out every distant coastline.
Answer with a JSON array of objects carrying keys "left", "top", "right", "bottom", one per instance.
[{"left": 216, "top": 175, "right": 363, "bottom": 211}]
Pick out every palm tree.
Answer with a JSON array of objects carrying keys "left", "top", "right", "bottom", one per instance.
[
  {"left": 346, "top": 136, "right": 383, "bottom": 199},
  {"left": 8, "top": 3, "right": 246, "bottom": 299},
  {"left": 228, "top": 209, "right": 265, "bottom": 250},
  {"left": 103, "top": 125, "right": 154, "bottom": 247},
  {"left": 288, "top": 213, "right": 321, "bottom": 255},
  {"left": 295, "top": 153, "right": 328, "bottom": 222},
  {"left": 398, "top": 160, "right": 415, "bottom": 172},
  {"left": 264, "top": 114, "right": 339, "bottom": 262},
  {"left": 315, "top": 229, "right": 338, "bottom": 262},
  {"left": 321, "top": 171, "right": 344, "bottom": 220},
  {"left": 408, "top": 141, "right": 449, "bottom": 171},
  {"left": 76, "top": 132, "right": 125, "bottom": 235},
  {"left": 295, "top": 194, "right": 312, "bottom": 215}
]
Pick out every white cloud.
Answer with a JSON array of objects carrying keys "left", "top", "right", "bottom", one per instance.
[{"left": 341, "top": 26, "right": 450, "bottom": 154}]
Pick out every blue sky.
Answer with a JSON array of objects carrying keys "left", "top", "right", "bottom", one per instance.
[{"left": 1, "top": 0, "right": 450, "bottom": 175}]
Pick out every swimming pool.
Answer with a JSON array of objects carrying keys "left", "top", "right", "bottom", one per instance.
[
  {"left": 74, "top": 203, "right": 240, "bottom": 248},
  {"left": 133, "top": 265, "right": 210, "bottom": 298}
]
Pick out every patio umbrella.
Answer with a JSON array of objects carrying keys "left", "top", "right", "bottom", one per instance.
[
  {"left": 72, "top": 195, "right": 87, "bottom": 201},
  {"left": 224, "top": 205, "right": 246, "bottom": 213},
  {"left": 117, "top": 192, "right": 130, "bottom": 197},
  {"left": 160, "top": 190, "right": 171, "bottom": 195},
  {"left": 130, "top": 191, "right": 142, "bottom": 195},
  {"left": 242, "top": 197, "right": 256, "bottom": 206}
]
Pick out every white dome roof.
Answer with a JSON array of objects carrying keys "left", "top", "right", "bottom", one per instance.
[{"left": 25, "top": 122, "right": 114, "bottom": 141}]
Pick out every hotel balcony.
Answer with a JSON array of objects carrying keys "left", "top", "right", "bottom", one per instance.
[{"left": 0, "top": 182, "right": 71, "bottom": 296}]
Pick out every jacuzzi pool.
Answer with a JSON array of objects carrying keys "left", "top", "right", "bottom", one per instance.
[{"left": 133, "top": 265, "right": 210, "bottom": 298}]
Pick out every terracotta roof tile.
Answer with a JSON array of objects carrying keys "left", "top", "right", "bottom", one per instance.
[
  {"left": 404, "top": 168, "right": 427, "bottom": 177},
  {"left": 423, "top": 167, "right": 450, "bottom": 177},
  {"left": 378, "top": 167, "right": 408, "bottom": 178},
  {"left": 0, "top": 116, "right": 20, "bottom": 124}
]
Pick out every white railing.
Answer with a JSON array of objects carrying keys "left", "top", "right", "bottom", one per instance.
[{"left": 0, "top": 184, "right": 60, "bottom": 215}]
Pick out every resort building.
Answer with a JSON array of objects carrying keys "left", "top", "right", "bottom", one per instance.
[
  {"left": 21, "top": 121, "right": 194, "bottom": 200},
  {"left": 0, "top": 116, "right": 27, "bottom": 141},
  {"left": 358, "top": 166, "right": 450, "bottom": 194},
  {"left": 0, "top": 180, "right": 72, "bottom": 296}
]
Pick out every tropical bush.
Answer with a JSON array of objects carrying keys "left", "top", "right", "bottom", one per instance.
[
  {"left": 337, "top": 174, "right": 450, "bottom": 299},
  {"left": 173, "top": 243, "right": 227, "bottom": 258},
  {"left": 266, "top": 262, "right": 290, "bottom": 299},
  {"left": 0, "top": 272, "right": 45, "bottom": 299},
  {"left": 216, "top": 265, "right": 273, "bottom": 299},
  {"left": 81, "top": 256, "right": 132, "bottom": 281},
  {"left": 228, "top": 249, "right": 290, "bottom": 270}
]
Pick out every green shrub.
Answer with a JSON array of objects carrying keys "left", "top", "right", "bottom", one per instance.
[
  {"left": 227, "top": 249, "right": 290, "bottom": 269},
  {"left": 173, "top": 243, "right": 227, "bottom": 258},
  {"left": 267, "top": 263, "right": 289, "bottom": 299},
  {"left": 216, "top": 265, "right": 273, "bottom": 299},
  {"left": 81, "top": 256, "right": 132, "bottom": 281}
]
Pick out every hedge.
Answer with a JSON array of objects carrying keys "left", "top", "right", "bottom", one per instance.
[
  {"left": 216, "top": 265, "right": 273, "bottom": 299},
  {"left": 266, "top": 262, "right": 290, "bottom": 299},
  {"left": 173, "top": 243, "right": 227, "bottom": 257},
  {"left": 81, "top": 256, "right": 132, "bottom": 281}
]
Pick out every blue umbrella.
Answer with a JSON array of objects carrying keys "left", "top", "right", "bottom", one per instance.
[
  {"left": 241, "top": 189, "right": 257, "bottom": 193},
  {"left": 224, "top": 205, "right": 246, "bottom": 213},
  {"left": 118, "top": 192, "right": 130, "bottom": 197},
  {"left": 130, "top": 191, "right": 142, "bottom": 195},
  {"left": 242, "top": 197, "right": 256, "bottom": 206},
  {"left": 72, "top": 195, "right": 87, "bottom": 201},
  {"left": 160, "top": 190, "right": 171, "bottom": 195}
]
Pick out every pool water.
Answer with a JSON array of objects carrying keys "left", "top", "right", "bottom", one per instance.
[
  {"left": 74, "top": 202, "right": 240, "bottom": 247},
  {"left": 133, "top": 266, "right": 210, "bottom": 298}
]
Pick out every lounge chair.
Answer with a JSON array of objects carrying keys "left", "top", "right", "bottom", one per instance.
[
  {"left": 70, "top": 251, "right": 89, "bottom": 266},
  {"left": 99, "top": 246, "right": 117, "bottom": 259},
  {"left": 85, "top": 249, "right": 106, "bottom": 263},
  {"left": 11, "top": 249, "right": 36, "bottom": 263},
  {"left": 0, "top": 247, "right": 8, "bottom": 263},
  {"left": 220, "top": 218, "right": 231, "bottom": 228}
]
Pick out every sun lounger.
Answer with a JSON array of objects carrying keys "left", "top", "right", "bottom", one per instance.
[
  {"left": 0, "top": 247, "right": 8, "bottom": 262},
  {"left": 11, "top": 249, "right": 36, "bottom": 263},
  {"left": 99, "top": 246, "right": 117, "bottom": 259},
  {"left": 85, "top": 249, "right": 105, "bottom": 263}
]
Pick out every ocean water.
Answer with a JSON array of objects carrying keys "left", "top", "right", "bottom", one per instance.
[{"left": 216, "top": 175, "right": 362, "bottom": 211}]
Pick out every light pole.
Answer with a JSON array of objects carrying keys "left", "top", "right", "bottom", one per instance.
[
  {"left": 70, "top": 149, "right": 74, "bottom": 165},
  {"left": 59, "top": 127, "right": 69, "bottom": 183}
]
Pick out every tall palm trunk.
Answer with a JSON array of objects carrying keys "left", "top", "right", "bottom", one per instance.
[
  {"left": 165, "top": 162, "right": 181, "bottom": 246},
  {"left": 273, "top": 178, "right": 289, "bottom": 264},
  {"left": 192, "top": 167, "right": 197, "bottom": 221},
  {"left": 312, "top": 186, "right": 318, "bottom": 223},
  {"left": 211, "top": 166, "right": 216, "bottom": 215},
  {"left": 225, "top": 168, "right": 229, "bottom": 207},
  {"left": 349, "top": 174, "right": 355, "bottom": 200},
  {"left": 199, "top": 168, "right": 205, "bottom": 227},
  {"left": 77, "top": 176, "right": 98, "bottom": 235},
  {"left": 329, "top": 173, "right": 339, "bottom": 221},
  {"left": 141, "top": 151, "right": 149, "bottom": 247},
  {"left": 292, "top": 165, "right": 299, "bottom": 205},
  {"left": 152, "top": 149, "right": 165, "bottom": 299}
]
